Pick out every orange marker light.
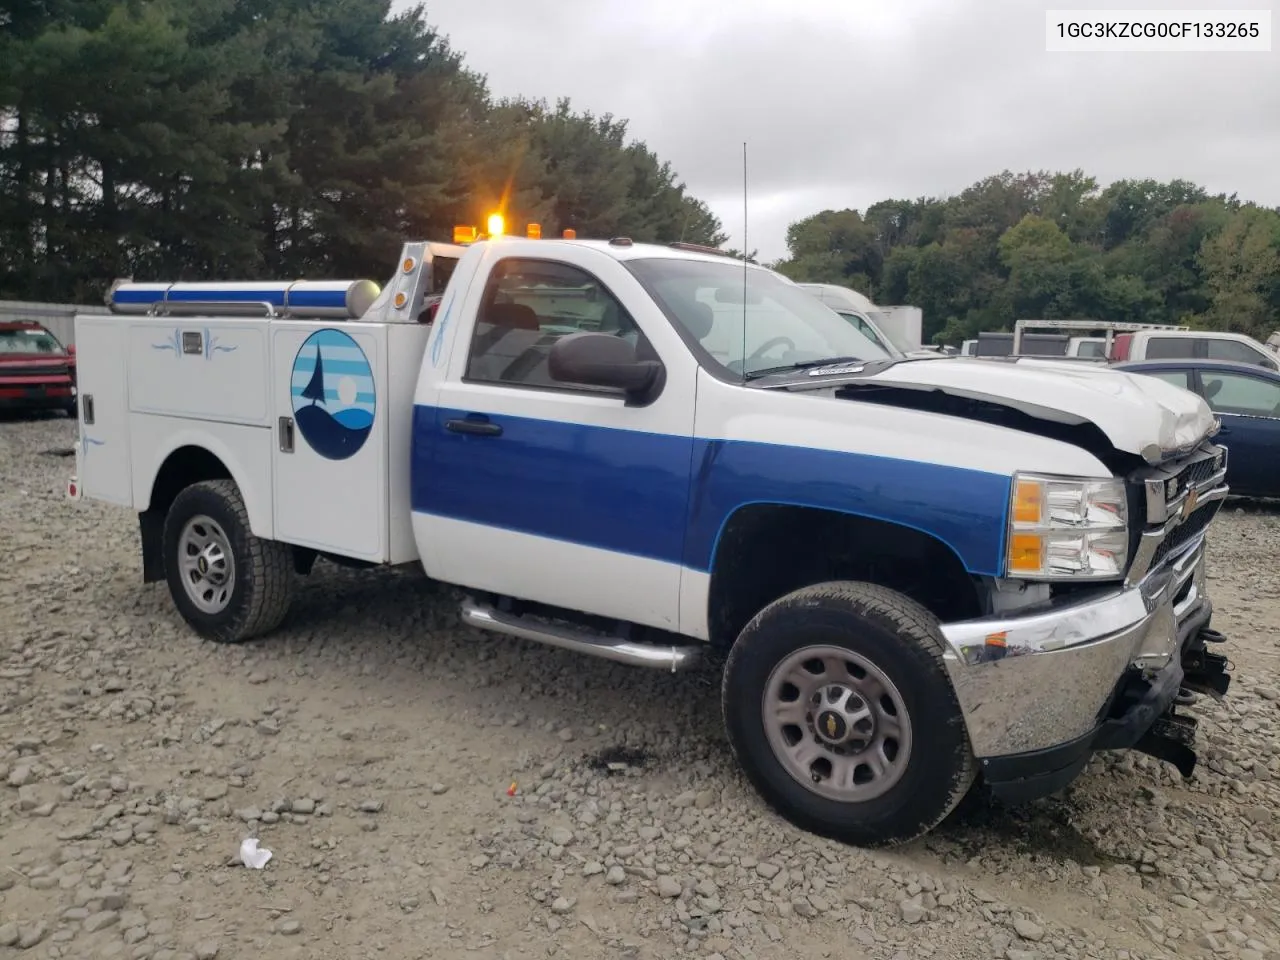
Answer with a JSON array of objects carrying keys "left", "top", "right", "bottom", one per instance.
[
  {"left": 393, "top": 292, "right": 407, "bottom": 309},
  {"left": 526, "top": 223, "right": 542, "bottom": 239},
  {"left": 453, "top": 224, "right": 478, "bottom": 244},
  {"left": 1007, "top": 533, "right": 1044, "bottom": 573},
  {"left": 562, "top": 228, "right": 577, "bottom": 240},
  {"left": 402, "top": 257, "right": 416, "bottom": 274},
  {"left": 1013, "top": 479, "right": 1042, "bottom": 525}
]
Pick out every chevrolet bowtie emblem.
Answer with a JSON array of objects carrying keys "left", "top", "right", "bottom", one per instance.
[
  {"left": 1182, "top": 487, "right": 1199, "bottom": 519},
  {"left": 825, "top": 714, "right": 837, "bottom": 737}
]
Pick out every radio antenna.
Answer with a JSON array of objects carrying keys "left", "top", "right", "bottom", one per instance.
[{"left": 741, "top": 140, "right": 748, "bottom": 384}]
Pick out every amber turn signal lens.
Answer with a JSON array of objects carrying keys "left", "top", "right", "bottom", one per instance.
[
  {"left": 1012, "top": 479, "right": 1042, "bottom": 525},
  {"left": 1007, "top": 533, "right": 1044, "bottom": 573}
]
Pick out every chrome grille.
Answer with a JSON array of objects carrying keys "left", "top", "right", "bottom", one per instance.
[
  {"left": 1127, "top": 438, "right": 1229, "bottom": 584},
  {"left": 1141, "top": 440, "right": 1228, "bottom": 526},
  {"left": 1162, "top": 446, "right": 1226, "bottom": 505},
  {"left": 1149, "top": 500, "right": 1215, "bottom": 571}
]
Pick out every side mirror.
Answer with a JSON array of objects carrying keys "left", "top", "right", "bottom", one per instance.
[{"left": 548, "top": 332, "right": 664, "bottom": 405}]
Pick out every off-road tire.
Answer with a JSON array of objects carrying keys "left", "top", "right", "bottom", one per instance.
[
  {"left": 722, "top": 581, "right": 976, "bottom": 848},
  {"left": 162, "top": 479, "right": 294, "bottom": 643}
]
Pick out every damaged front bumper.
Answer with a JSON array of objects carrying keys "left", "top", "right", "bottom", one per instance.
[{"left": 937, "top": 482, "right": 1230, "bottom": 802}]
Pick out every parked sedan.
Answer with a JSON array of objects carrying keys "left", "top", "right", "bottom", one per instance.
[
  {"left": 0, "top": 321, "right": 77, "bottom": 417},
  {"left": 1115, "top": 358, "right": 1280, "bottom": 499}
]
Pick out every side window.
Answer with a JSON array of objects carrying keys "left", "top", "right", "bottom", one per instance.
[
  {"left": 1201, "top": 372, "right": 1280, "bottom": 418},
  {"left": 1206, "top": 338, "right": 1270, "bottom": 367},
  {"left": 838, "top": 312, "right": 887, "bottom": 352},
  {"left": 465, "top": 258, "right": 651, "bottom": 390},
  {"left": 1078, "top": 341, "right": 1106, "bottom": 358},
  {"left": 1143, "top": 337, "right": 1196, "bottom": 359},
  {"left": 1146, "top": 370, "right": 1191, "bottom": 390}
]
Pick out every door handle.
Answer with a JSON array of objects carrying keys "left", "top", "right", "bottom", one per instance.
[
  {"left": 445, "top": 415, "right": 503, "bottom": 437},
  {"left": 278, "top": 416, "right": 295, "bottom": 452}
]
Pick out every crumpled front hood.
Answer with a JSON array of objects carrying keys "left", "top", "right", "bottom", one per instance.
[{"left": 866, "top": 357, "right": 1216, "bottom": 463}]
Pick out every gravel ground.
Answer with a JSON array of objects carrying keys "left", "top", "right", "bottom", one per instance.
[{"left": 2, "top": 412, "right": 1279, "bottom": 960}]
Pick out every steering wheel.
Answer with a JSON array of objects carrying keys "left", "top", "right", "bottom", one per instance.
[{"left": 748, "top": 336, "right": 795, "bottom": 362}]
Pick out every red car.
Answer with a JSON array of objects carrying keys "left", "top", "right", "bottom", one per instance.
[{"left": 0, "top": 321, "right": 77, "bottom": 416}]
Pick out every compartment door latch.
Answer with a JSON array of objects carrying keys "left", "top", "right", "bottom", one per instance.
[{"left": 278, "top": 416, "right": 295, "bottom": 453}]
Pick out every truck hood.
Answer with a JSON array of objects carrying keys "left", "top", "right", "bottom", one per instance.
[{"left": 861, "top": 357, "right": 1216, "bottom": 463}]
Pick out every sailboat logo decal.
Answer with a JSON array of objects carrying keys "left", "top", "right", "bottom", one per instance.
[{"left": 289, "top": 329, "right": 375, "bottom": 460}]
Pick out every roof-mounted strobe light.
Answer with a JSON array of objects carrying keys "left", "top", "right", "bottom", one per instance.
[
  {"left": 487, "top": 213, "right": 505, "bottom": 237},
  {"left": 562, "top": 229, "right": 577, "bottom": 240},
  {"left": 526, "top": 223, "right": 542, "bottom": 239},
  {"left": 453, "top": 224, "right": 478, "bottom": 244},
  {"left": 106, "top": 279, "right": 382, "bottom": 320}
]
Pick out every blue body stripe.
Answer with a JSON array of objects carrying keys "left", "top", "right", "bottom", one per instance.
[
  {"left": 684, "top": 438, "right": 1010, "bottom": 575},
  {"left": 411, "top": 405, "right": 1010, "bottom": 577}
]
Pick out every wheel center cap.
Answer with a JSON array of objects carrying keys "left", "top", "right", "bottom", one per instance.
[
  {"left": 817, "top": 710, "right": 847, "bottom": 743},
  {"left": 197, "top": 556, "right": 209, "bottom": 574}
]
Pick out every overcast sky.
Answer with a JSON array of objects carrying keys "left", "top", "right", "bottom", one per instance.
[{"left": 410, "top": 0, "right": 1279, "bottom": 262}]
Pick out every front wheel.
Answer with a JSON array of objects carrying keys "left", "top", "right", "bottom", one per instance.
[
  {"left": 722, "top": 581, "right": 976, "bottom": 848},
  {"left": 162, "top": 479, "right": 295, "bottom": 643}
]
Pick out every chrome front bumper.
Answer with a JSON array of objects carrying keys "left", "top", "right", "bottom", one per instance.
[{"left": 938, "top": 483, "right": 1226, "bottom": 761}]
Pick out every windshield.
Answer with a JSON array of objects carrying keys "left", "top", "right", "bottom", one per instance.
[
  {"left": 624, "top": 258, "right": 893, "bottom": 378},
  {"left": 0, "top": 328, "right": 65, "bottom": 355}
]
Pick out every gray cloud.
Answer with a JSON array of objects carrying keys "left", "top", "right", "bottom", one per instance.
[{"left": 415, "top": 0, "right": 1279, "bottom": 261}]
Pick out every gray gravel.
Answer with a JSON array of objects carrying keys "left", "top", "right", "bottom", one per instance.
[{"left": 2, "top": 413, "right": 1279, "bottom": 959}]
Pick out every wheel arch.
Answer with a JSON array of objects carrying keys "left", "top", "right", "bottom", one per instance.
[
  {"left": 702, "top": 502, "right": 985, "bottom": 651},
  {"left": 137, "top": 437, "right": 273, "bottom": 583}
]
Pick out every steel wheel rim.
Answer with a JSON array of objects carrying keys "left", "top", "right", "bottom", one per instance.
[
  {"left": 762, "top": 644, "right": 913, "bottom": 802},
  {"left": 178, "top": 514, "right": 236, "bottom": 615}
]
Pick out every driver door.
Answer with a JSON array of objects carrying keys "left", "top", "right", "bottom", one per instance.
[{"left": 420, "top": 249, "right": 700, "bottom": 633}]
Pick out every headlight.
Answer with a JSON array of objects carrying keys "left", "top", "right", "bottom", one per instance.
[{"left": 1006, "top": 474, "right": 1128, "bottom": 579}]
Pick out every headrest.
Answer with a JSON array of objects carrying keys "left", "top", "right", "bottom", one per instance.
[
  {"left": 485, "top": 302, "right": 541, "bottom": 331},
  {"left": 683, "top": 300, "right": 714, "bottom": 340}
]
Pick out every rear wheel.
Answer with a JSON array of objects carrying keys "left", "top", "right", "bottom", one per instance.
[
  {"left": 162, "top": 479, "right": 294, "bottom": 643},
  {"left": 722, "top": 581, "right": 976, "bottom": 847}
]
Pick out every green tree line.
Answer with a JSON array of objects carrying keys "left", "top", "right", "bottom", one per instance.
[
  {"left": 0, "top": 0, "right": 726, "bottom": 302},
  {"left": 774, "top": 171, "right": 1280, "bottom": 346}
]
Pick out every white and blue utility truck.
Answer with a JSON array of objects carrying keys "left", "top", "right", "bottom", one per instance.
[{"left": 69, "top": 230, "right": 1234, "bottom": 847}]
